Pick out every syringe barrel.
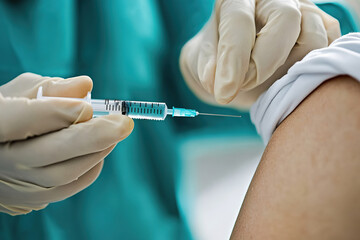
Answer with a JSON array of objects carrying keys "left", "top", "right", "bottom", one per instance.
[
  {"left": 91, "top": 99, "right": 168, "bottom": 120},
  {"left": 37, "top": 87, "right": 168, "bottom": 120}
]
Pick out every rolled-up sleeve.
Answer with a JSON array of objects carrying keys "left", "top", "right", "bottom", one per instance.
[{"left": 251, "top": 33, "right": 360, "bottom": 144}]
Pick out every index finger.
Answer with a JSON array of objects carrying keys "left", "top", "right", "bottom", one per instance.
[
  {"left": 0, "top": 73, "right": 93, "bottom": 99},
  {"left": 214, "top": 0, "right": 256, "bottom": 104},
  {"left": 248, "top": 0, "right": 301, "bottom": 88}
]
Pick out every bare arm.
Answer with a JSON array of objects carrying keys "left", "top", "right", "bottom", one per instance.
[{"left": 231, "top": 76, "right": 360, "bottom": 239}]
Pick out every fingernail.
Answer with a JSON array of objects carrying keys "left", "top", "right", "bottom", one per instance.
[
  {"left": 214, "top": 51, "right": 241, "bottom": 104},
  {"left": 215, "top": 94, "right": 234, "bottom": 104},
  {"left": 74, "top": 102, "right": 93, "bottom": 123},
  {"left": 214, "top": 78, "right": 239, "bottom": 104},
  {"left": 200, "top": 58, "right": 216, "bottom": 94},
  {"left": 107, "top": 114, "right": 134, "bottom": 140},
  {"left": 214, "top": 71, "right": 238, "bottom": 104},
  {"left": 121, "top": 116, "right": 134, "bottom": 137}
]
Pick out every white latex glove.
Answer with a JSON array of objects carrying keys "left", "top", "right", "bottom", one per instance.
[
  {"left": 180, "top": 0, "right": 341, "bottom": 108},
  {"left": 0, "top": 73, "right": 134, "bottom": 215}
]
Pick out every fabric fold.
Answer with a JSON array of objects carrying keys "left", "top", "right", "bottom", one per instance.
[{"left": 250, "top": 33, "right": 360, "bottom": 144}]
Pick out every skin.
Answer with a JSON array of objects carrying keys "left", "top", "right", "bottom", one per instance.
[{"left": 231, "top": 76, "right": 360, "bottom": 240}]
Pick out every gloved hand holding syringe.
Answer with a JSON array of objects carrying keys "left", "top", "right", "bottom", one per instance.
[{"left": 37, "top": 87, "right": 241, "bottom": 120}]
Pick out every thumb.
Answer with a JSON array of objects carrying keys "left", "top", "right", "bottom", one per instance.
[
  {"left": 0, "top": 96, "right": 93, "bottom": 142},
  {"left": 0, "top": 73, "right": 93, "bottom": 99}
]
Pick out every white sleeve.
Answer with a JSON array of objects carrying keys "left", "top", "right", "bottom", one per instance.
[{"left": 250, "top": 33, "right": 360, "bottom": 144}]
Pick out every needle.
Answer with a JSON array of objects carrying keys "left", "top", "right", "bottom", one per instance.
[{"left": 198, "top": 112, "right": 242, "bottom": 118}]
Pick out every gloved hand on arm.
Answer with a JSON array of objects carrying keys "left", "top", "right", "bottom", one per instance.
[
  {"left": 180, "top": 0, "right": 341, "bottom": 108},
  {"left": 0, "top": 73, "right": 134, "bottom": 215}
]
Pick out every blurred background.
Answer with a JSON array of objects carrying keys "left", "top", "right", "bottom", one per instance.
[{"left": 0, "top": 0, "right": 359, "bottom": 239}]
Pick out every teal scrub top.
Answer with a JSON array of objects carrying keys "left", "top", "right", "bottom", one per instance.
[{"left": 0, "top": 1, "right": 255, "bottom": 239}]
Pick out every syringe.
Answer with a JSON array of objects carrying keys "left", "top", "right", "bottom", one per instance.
[{"left": 37, "top": 87, "right": 241, "bottom": 120}]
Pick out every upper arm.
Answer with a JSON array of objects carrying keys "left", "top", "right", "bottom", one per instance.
[{"left": 231, "top": 76, "right": 360, "bottom": 239}]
